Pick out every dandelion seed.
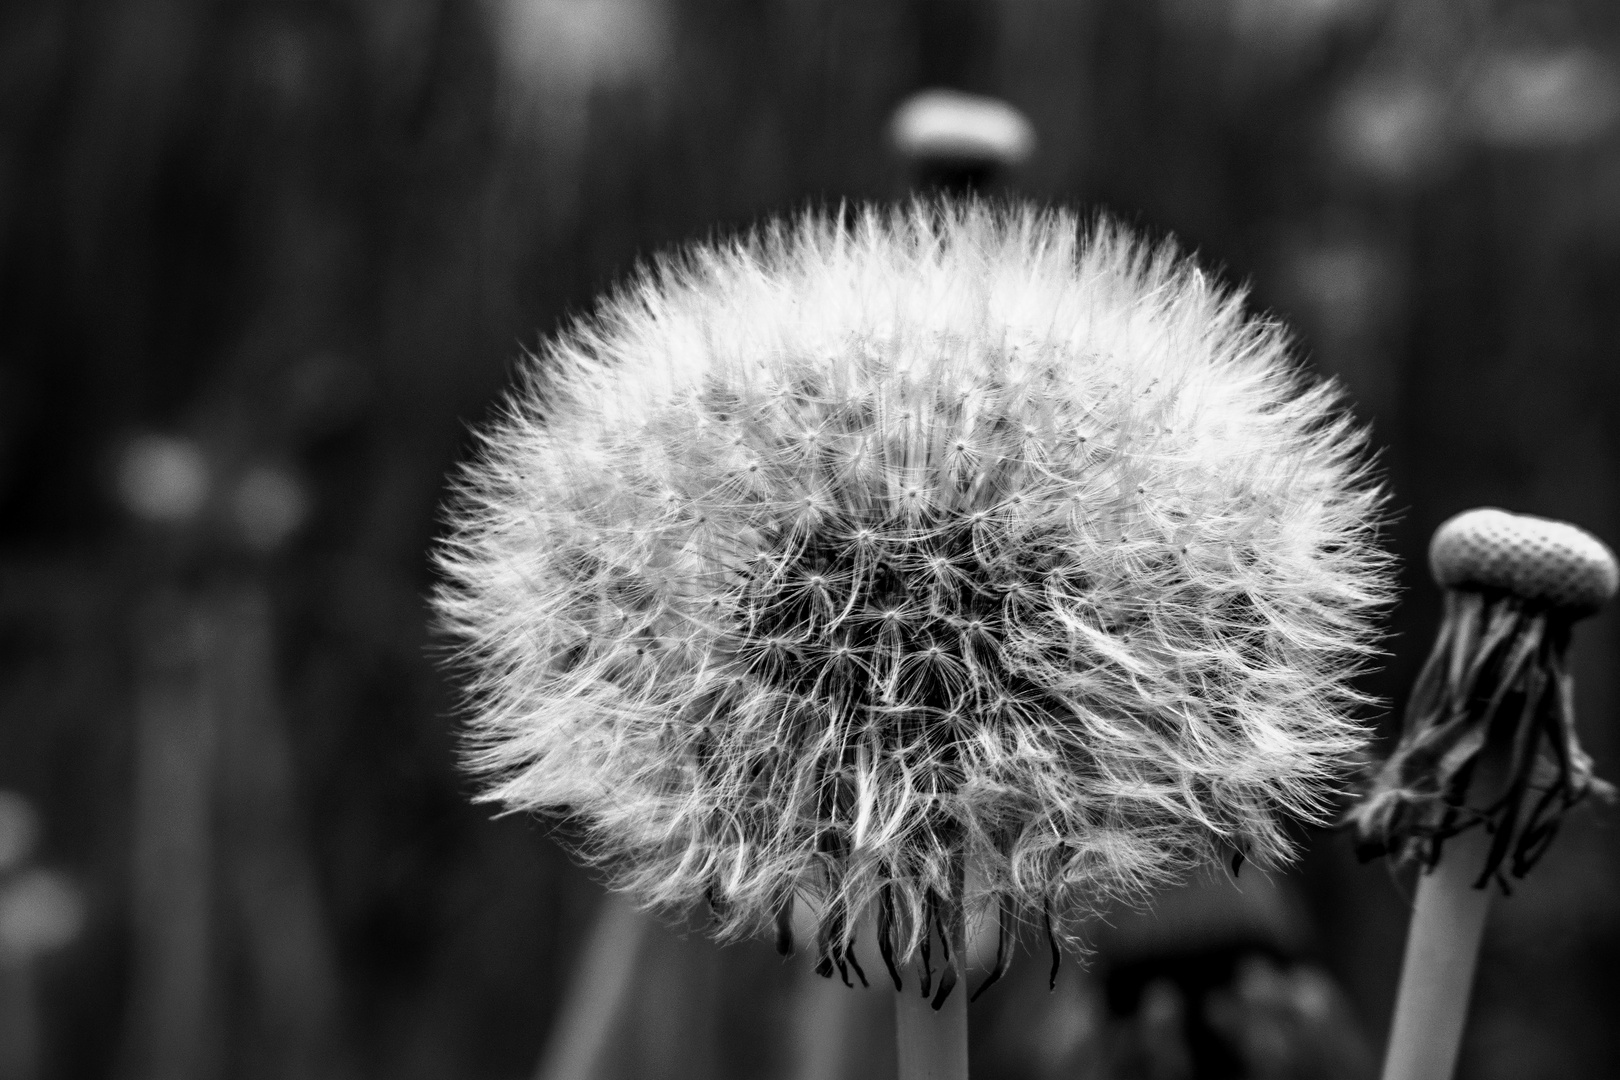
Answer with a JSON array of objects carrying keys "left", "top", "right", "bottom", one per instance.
[{"left": 435, "top": 200, "right": 1391, "bottom": 999}]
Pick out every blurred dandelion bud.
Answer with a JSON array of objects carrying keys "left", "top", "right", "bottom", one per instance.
[
  {"left": 0, "top": 870, "right": 84, "bottom": 964},
  {"left": 890, "top": 90, "right": 1036, "bottom": 170},
  {"left": 1351, "top": 508, "right": 1617, "bottom": 883},
  {"left": 231, "top": 463, "right": 309, "bottom": 554},
  {"left": 117, "top": 434, "right": 210, "bottom": 525},
  {"left": 0, "top": 793, "right": 83, "bottom": 966},
  {"left": 1330, "top": 75, "right": 1452, "bottom": 184},
  {"left": 436, "top": 201, "right": 1391, "bottom": 1001},
  {"left": 0, "top": 795, "right": 37, "bottom": 877},
  {"left": 1469, "top": 47, "right": 1620, "bottom": 150}
]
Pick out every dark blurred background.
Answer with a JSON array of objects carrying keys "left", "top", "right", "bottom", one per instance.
[{"left": 2, "top": 1, "right": 1618, "bottom": 1078}]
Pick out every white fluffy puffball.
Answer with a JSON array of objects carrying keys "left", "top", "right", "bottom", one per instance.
[{"left": 435, "top": 201, "right": 1391, "bottom": 986}]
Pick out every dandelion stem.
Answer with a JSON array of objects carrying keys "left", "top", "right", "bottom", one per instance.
[
  {"left": 896, "top": 879, "right": 968, "bottom": 1080},
  {"left": 1379, "top": 820, "right": 1494, "bottom": 1080},
  {"left": 895, "top": 972, "right": 967, "bottom": 1080}
]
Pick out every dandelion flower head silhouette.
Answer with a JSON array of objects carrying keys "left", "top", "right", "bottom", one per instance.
[{"left": 435, "top": 201, "right": 1392, "bottom": 988}]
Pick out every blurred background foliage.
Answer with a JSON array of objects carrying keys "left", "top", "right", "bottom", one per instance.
[{"left": 1, "top": 1, "right": 1618, "bottom": 1078}]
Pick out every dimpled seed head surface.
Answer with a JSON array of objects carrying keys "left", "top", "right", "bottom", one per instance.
[{"left": 1430, "top": 508, "right": 1619, "bottom": 614}]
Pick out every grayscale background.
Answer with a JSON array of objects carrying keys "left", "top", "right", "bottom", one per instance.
[{"left": 1, "top": 2, "right": 1617, "bottom": 1078}]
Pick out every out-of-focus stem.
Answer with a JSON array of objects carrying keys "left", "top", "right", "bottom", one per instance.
[
  {"left": 0, "top": 960, "right": 39, "bottom": 1080},
  {"left": 1380, "top": 823, "right": 1494, "bottom": 1080},
  {"left": 214, "top": 586, "right": 346, "bottom": 1077},
  {"left": 125, "top": 593, "right": 217, "bottom": 1080},
  {"left": 533, "top": 891, "right": 651, "bottom": 1080}
]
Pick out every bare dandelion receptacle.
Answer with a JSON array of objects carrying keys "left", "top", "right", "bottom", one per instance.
[
  {"left": 1350, "top": 507, "right": 1617, "bottom": 884},
  {"left": 435, "top": 201, "right": 1392, "bottom": 994}
]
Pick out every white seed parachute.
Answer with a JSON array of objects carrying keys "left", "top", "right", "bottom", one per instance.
[{"left": 435, "top": 200, "right": 1392, "bottom": 997}]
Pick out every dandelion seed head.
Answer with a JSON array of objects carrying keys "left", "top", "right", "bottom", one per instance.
[{"left": 436, "top": 200, "right": 1392, "bottom": 965}]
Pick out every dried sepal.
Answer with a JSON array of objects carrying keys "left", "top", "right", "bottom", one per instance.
[{"left": 1349, "top": 587, "right": 1614, "bottom": 886}]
